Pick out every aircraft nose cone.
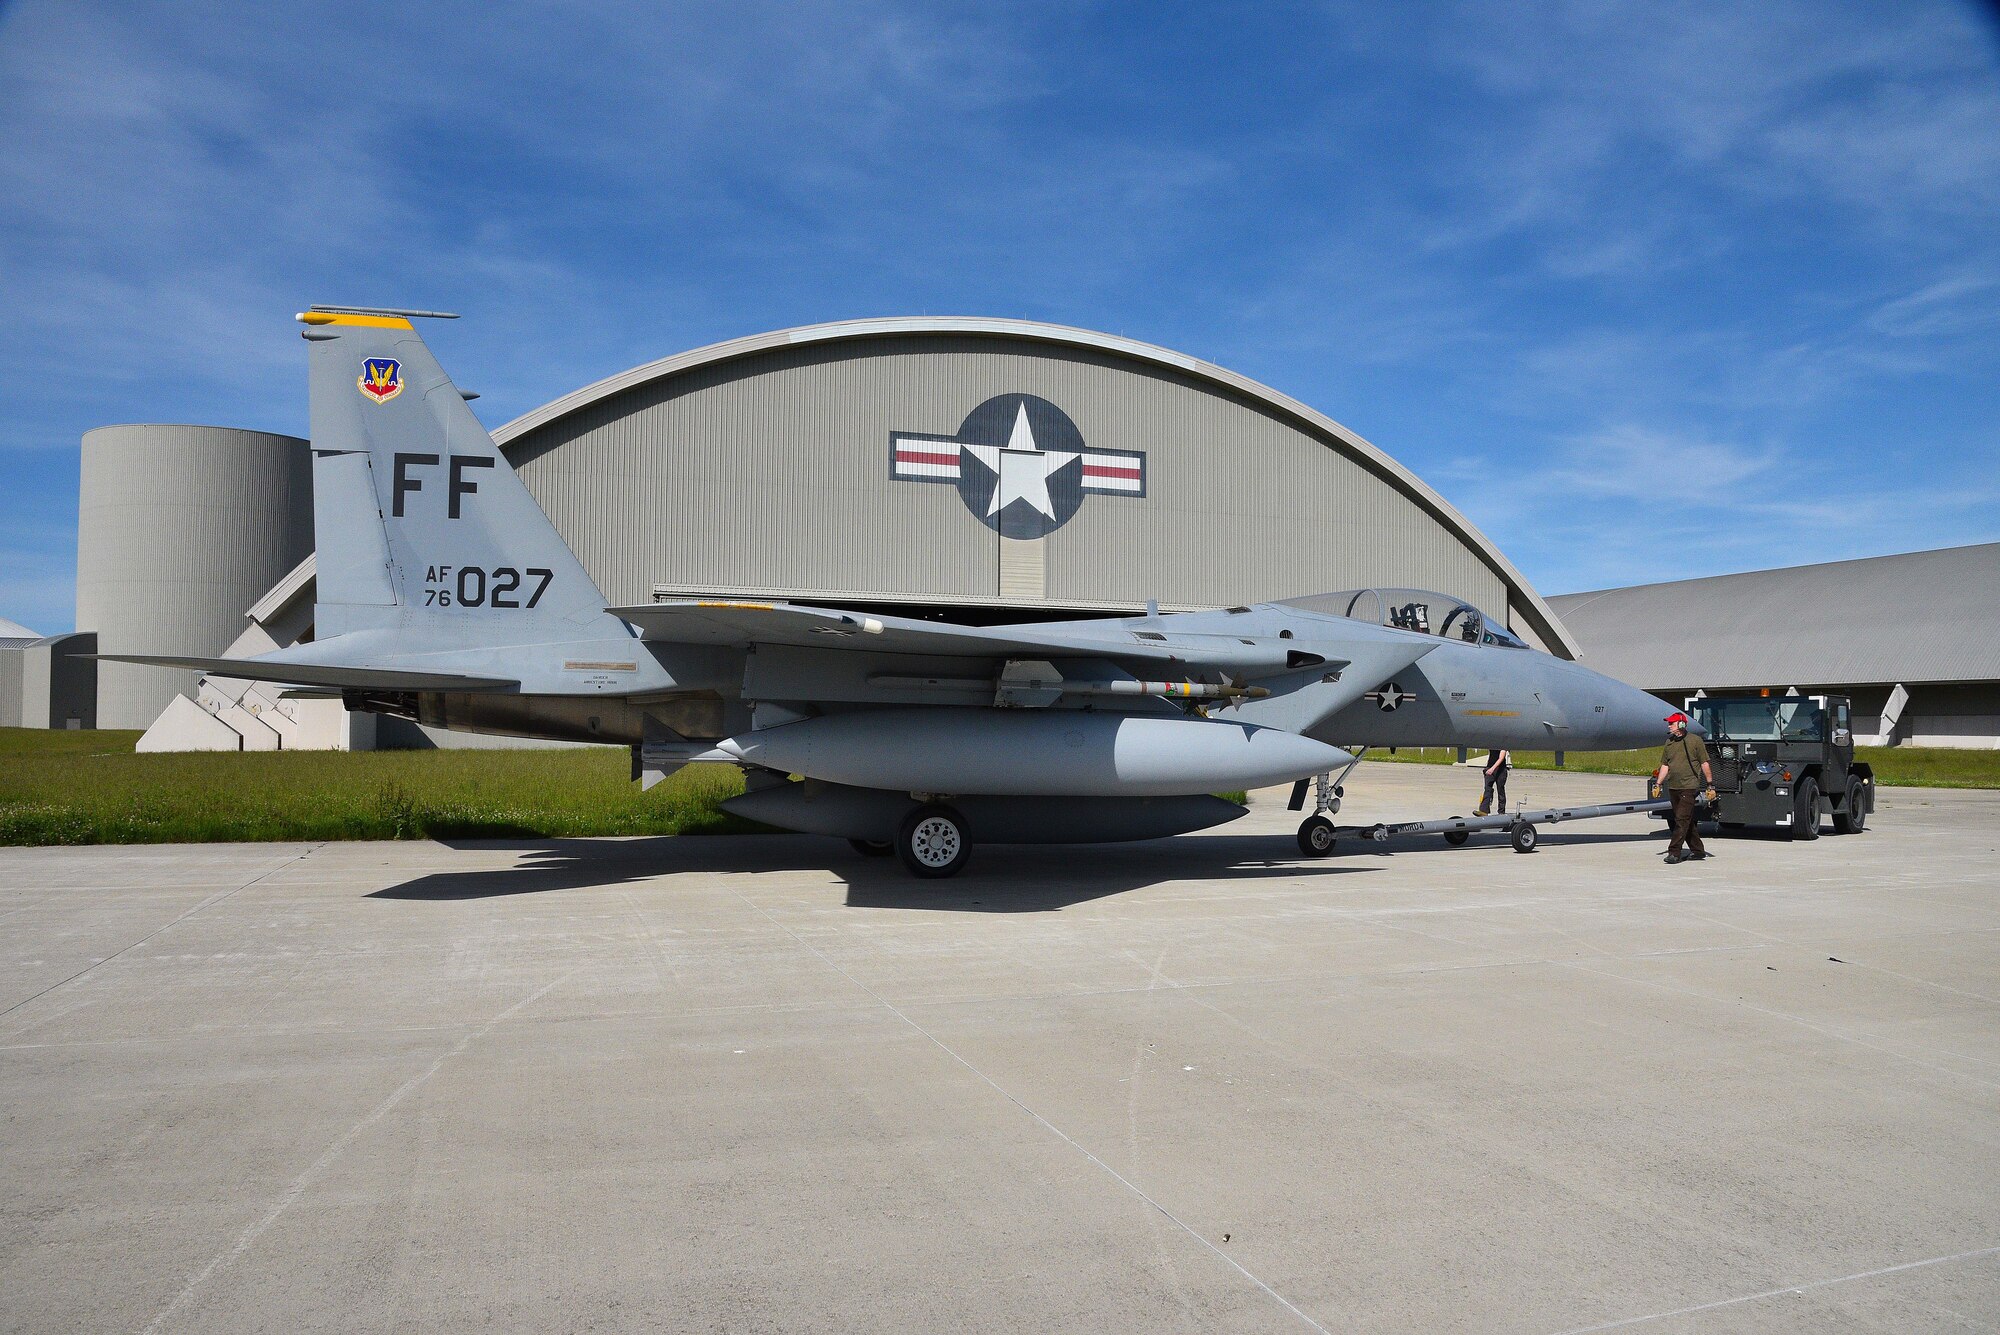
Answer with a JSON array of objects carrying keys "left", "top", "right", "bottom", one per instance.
[{"left": 1593, "top": 676, "right": 1681, "bottom": 751}]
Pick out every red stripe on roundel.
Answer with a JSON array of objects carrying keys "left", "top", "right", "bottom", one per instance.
[
  {"left": 1081, "top": 464, "right": 1141, "bottom": 479},
  {"left": 896, "top": 450, "right": 961, "bottom": 467}
]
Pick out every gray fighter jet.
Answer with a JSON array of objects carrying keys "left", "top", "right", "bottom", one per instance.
[{"left": 109, "top": 308, "right": 1674, "bottom": 876}]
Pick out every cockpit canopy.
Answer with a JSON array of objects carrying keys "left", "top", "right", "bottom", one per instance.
[{"left": 1277, "top": 588, "right": 1531, "bottom": 649}]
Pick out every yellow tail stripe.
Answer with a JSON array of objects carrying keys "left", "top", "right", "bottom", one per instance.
[{"left": 296, "top": 312, "right": 414, "bottom": 329}]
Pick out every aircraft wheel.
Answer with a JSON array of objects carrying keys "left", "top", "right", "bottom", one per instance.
[
  {"left": 848, "top": 838, "right": 894, "bottom": 857},
  {"left": 1509, "top": 822, "right": 1538, "bottom": 854},
  {"left": 898, "top": 804, "right": 971, "bottom": 878},
  {"left": 1297, "top": 815, "right": 1337, "bottom": 857},
  {"left": 1791, "top": 778, "right": 1821, "bottom": 841},
  {"left": 1443, "top": 826, "right": 1470, "bottom": 847}
]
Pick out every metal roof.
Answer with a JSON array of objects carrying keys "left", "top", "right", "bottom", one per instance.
[
  {"left": 1549, "top": 543, "right": 2000, "bottom": 689},
  {"left": 491, "top": 317, "right": 1578, "bottom": 657},
  {"left": 0, "top": 614, "right": 42, "bottom": 645}
]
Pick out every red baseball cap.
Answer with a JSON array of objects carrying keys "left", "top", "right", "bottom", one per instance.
[{"left": 1664, "top": 712, "right": 1689, "bottom": 725}]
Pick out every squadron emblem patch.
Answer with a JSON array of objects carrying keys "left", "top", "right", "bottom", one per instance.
[{"left": 357, "top": 357, "right": 404, "bottom": 404}]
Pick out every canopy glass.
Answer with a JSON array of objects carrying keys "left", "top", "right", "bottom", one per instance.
[{"left": 1278, "top": 588, "right": 1529, "bottom": 649}]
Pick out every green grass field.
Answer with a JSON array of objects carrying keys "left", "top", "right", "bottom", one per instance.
[
  {"left": 1371, "top": 743, "right": 2000, "bottom": 788},
  {"left": 0, "top": 728, "right": 755, "bottom": 846}
]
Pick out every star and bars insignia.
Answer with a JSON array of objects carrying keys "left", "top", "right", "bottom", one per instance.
[
  {"left": 891, "top": 393, "right": 1146, "bottom": 540},
  {"left": 1365, "top": 681, "right": 1419, "bottom": 711}
]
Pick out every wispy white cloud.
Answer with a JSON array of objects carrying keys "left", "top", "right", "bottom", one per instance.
[
  {"left": 0, "top": 0, "right": 1115, "bottom": 558},
  {"left": 1869, "top": 270, "right": 2000, "bottom": 339},
  {"left": 1436, "top": 420, "right": 2000, "bottom": 594},
  {"left": 0, "top": 0, "right": 1991, "bottom": 619}
]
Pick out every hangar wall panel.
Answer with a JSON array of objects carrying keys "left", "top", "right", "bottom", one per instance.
[
  {"left": 507, "top": 337, "right": 1512, "bottom": 623},
  {"left": 19, "top": 633, "right": 96, "bottom": 729},
  {"left": 77, "top": 426, "right": 313, "bottom": 729},
  {"left": 0, "top": 649, "right": 22, "bottom": 727}
]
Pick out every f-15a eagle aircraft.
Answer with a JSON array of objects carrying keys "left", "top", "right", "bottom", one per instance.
[{"left": 109, "top": 307, "right": 1675, "bottom": 877}]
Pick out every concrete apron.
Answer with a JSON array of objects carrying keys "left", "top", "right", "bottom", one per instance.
[{"left": 1, "top": 764, "right": 1996, "bottom": 1332}]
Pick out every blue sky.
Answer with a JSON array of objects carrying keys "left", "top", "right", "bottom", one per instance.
[{"left": 2, "top": 1, "right": 1996, "bottom": 634}]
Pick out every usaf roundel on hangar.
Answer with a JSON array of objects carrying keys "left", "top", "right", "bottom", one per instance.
[{"left": 890, "top": 394, "right": 1146, "bottom": 539}]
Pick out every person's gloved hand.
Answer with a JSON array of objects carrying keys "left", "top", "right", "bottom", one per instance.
[{"left": 1703, "top": 786, "right": 1718, "bottom": 804}]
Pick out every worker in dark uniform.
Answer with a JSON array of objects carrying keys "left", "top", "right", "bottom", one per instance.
[
  {"left": 1651, "top": 711, "right": 1715, "bottom": 864},
  {"left": 1475, "top": 747, "right": 1509, "bottom": 816}
]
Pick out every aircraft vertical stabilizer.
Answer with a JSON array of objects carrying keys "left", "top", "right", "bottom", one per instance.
[{"left": 300, "top": 307, "right": 616, "bottom": 639}]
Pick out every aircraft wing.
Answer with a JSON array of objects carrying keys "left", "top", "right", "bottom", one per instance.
[
  {"left": 610, "top": 600, "right": 1199, "bottom": 665},
  {"left": 93, "top": 654, "right": 519, "bottom": 693}
]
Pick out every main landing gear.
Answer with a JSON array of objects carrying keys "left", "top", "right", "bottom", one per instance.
[{"left": 897, "top": 803, "right": 971, "bottom": 878}]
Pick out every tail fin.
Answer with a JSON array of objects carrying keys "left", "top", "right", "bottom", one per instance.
[{"left": 301, "top": 307, "right": 612, "bottom": 640}]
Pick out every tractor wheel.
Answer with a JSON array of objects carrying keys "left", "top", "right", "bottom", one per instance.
[
  {"left": 1832, "top": 783, "right": 1868, "bottom": 835},
  {"left": 1791, "top": 778, "right": 1821, "bottom": 841}
]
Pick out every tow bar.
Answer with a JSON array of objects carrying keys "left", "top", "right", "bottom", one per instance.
[{"left": 1291, "top": 773, "right": 1672, "bottom": 856}]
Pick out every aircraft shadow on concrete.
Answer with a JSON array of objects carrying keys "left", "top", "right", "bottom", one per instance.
[
  {"left": 841, "top": 835, "right": 1361, "bottom": 912},
  {"left": 367, "top": 833, "right": 1365, "bottom": 912}
]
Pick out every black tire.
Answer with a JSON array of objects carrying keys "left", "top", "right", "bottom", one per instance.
[
  {"left": 848, "top": 837, "right": 894, "bottom": 857},
  {"left": 1833, "top": 784, "right": 1868, "bottom": 835},
  {"left": 897, "top": 804, "right": 971, "bottom": 878},
  {"left": 1443, "top": 823, "right": 1470, "bottom": 847},
  {"left": 1297, "top": 815, "right": 1337, "bottom": 857},
  {"left": 1510, "top": 822, "right": 1538, "bottom": 854},
  {"left": 1791, "top": 778, "right": 1820, "bottom": 841}
]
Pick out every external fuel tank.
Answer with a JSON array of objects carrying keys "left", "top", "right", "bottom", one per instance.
[{"left": 719, "top": 708, "right": 1350, "bottom": 797}]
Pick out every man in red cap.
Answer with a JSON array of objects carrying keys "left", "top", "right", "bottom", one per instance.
[{"left": 1652, "top": 712, "right": 1714, "bottom": 863}]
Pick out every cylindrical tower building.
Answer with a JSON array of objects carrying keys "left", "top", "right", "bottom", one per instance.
[{"left": 76, "top": 425, "right": 313, "bottom": 729}]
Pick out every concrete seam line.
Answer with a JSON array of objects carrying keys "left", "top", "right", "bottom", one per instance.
[
  {"left": 136, "top": 972, "right": 570, "bottom": 1335},
  {"left": 1548, "top": 1244, "right": 2000, "bottom": 1333},
  {"left": 0, "top": 843, "right": 325, "bottom": 1034},
  {"left": 721, "top": 886, "right": 1333, "bottom": 1335}
]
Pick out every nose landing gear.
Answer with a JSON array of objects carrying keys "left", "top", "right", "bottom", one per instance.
[{"left": 1290, "top": 748, "right": 1368, "bottom": 858}]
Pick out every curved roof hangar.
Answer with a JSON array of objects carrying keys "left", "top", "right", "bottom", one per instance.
[{"left": 490, "top": 318, "right": 1578, "bottom": 658}]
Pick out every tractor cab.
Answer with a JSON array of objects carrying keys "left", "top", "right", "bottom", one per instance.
[{"left": 1688, "top": 692, "right": 1874, "bottom": 840}]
